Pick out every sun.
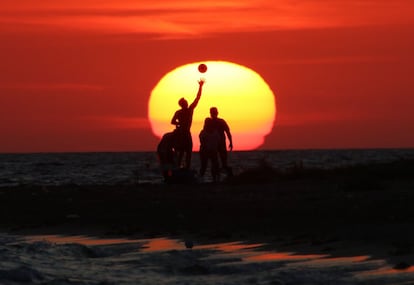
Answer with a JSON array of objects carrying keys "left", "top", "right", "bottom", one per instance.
[{"left": 148, "top": 61, "right": 276, "bottom": 150}]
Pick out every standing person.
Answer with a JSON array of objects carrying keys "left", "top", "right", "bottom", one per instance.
[
  {"left": 171, "top": 79, "right": 204, "bottom": 169},
  {"left": 209, "top": 107, "right": 233, "bottom": 176},
  {"left": 199, "top": 118, "right": 220, "bottom": 181},
  {"left": 156, "top": 131, "right": 176, "bottom": 180}
]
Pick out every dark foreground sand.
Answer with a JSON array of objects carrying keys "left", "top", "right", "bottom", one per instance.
[{"left": 1, "top": 159, "right": 414, "bottom": 268}]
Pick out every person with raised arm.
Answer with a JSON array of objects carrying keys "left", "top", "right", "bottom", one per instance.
[{"left": 171, "top": 79, "right": 204, "bottom": 169}]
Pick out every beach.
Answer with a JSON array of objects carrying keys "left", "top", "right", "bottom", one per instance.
[{"left": 1, "top": 157, "right": 414, "bottom": 283}]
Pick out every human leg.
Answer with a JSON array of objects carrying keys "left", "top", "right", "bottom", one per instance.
[
  {"left": 218, "top": 146, "right": 232, "bottom": 176},
  {"left": 199, "top": 151, "right": 207, "bottom": 176},
  {"left": 184, "top": 150, "right": 192, "bottom": 169},
  {"left": 183, "top": 132, "right": 193, "bottom": 169},
  {"left": 210, "top": 151, "right": 220, "bottom": 182}
]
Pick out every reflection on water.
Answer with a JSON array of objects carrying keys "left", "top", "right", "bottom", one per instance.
[
  {"left": 26, "top": 235, "right": 265, "bottom": 253},
  {"left": 359, "top": 265, "right": 414, "bottom": 276},
  {"left": 26, "top": 234, "right": 139, "bottom": 246},
  {"left": 22, "top": 235, "right": 414, "bottom": 284},
  {"left": 141, "top": 237, "right": 184, "bottom": 252},
  {"left": 294, "top": 255, "right": 371, "bottom": 266},
  {"left": 245, "top": 252, "right": 327, "bottom": 262},
  {"left": 23, "top": 235, "right": 368, "bottom": 264},
  {"left": 206, "top": 241, "right": 263, "bottom": 252}
]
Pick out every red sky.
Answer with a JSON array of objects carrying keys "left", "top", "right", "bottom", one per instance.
[{"left": 1, "top": 0, "right": 413, "bottom": 152}]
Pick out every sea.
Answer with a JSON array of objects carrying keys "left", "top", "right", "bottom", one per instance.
[
  {"left": 1, "top": 148, "right": 414, "bottom": 284},
  {"left": 0, "top": 148, "right": 413, "bottom": 187},
  {"left": 2, "top": 234, "right": 414, "bottom": 285}
]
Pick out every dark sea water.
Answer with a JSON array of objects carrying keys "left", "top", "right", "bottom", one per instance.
[
  {"left": 1, "top": 233, "right": 414, "bottom": 284},
  {"left": 2, "top": 149, "right": 414, "bottom": 284},
  {"left": 0, "top": 149, "right": 413, "bottom": 187}
]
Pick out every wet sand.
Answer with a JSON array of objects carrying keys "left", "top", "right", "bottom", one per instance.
[{"left": 1, "top": 159, "right": 414, "bottom": 269}]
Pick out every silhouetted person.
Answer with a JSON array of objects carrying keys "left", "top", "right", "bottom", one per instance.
[
  {"left": 199, "top": 118, "right": 220, "bottom": 181},
  {"left": 209, "top": 107, "right": 233, "bottom": 176},
  {"left": 157, "top": 132, "right": 177, "bottom": 180},
  {"left": 171, "top": 79, "right": 204, "bottom": 169}
]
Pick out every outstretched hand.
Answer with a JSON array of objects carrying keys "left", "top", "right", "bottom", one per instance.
[{"left": 198, "top": 78, "right": 205, "bottom": 86}]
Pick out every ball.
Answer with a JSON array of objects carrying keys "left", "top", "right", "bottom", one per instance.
[{"left": 198, "top": 63, "right": 207, "bottom": 73}]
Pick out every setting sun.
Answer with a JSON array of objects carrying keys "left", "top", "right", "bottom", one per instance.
[{"left": 148, "top": 61, "right": 276, "bottom": 150}]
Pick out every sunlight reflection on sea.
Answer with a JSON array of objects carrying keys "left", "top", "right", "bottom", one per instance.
[{"left": 0, "top": 234, "right": 407, "bottom": 284}]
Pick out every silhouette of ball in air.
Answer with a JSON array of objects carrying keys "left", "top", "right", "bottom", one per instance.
[{"left": 198, "top": 63, "right": 207, "bottom": 73}]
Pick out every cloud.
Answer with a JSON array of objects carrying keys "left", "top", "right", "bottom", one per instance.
[
  {"left": 0, "top": 83, "right": 105, "bottom": 92},
  {"left": 1, "top": 0, "right": 413, "bottom": 37},
  {"left": 266, "top": 55, "right": 398, "bottom": 66},
  {"left": 82, "top": 116, "right": 151, "bottom": 129},
  {"left": 276, "top": 109, "right": 387, "bottom": 127}
]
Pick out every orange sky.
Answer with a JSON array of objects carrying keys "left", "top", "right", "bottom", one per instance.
[{"left": 1, "top": 0, "right": 413, "bottom": 152}]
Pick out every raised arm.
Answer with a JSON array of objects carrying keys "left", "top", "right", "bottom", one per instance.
[{"left": 189, "top": 79, "right": 204, "bottom": 109}]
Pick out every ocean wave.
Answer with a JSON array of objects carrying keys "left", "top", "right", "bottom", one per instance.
[
  {"left": 0, "top": 265, "right": 44, "bottom": 283},
  {"left": 0, "top": 149, "right": 413, "bottom": 187},
  {"left": 0, "top": 233, "right": 413, "bottom": 285}
]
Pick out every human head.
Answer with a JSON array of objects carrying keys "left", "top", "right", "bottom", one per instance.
[
  {"left": 210, "top": 107, "right": 218, "bottom": 118},
  {"left": 179, "top": 98, "right": 188, "bottom": 108}
]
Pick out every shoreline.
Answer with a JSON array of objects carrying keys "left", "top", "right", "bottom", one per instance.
[{"left": 1, "top": 159, "right": 414, "bottom": 270}]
